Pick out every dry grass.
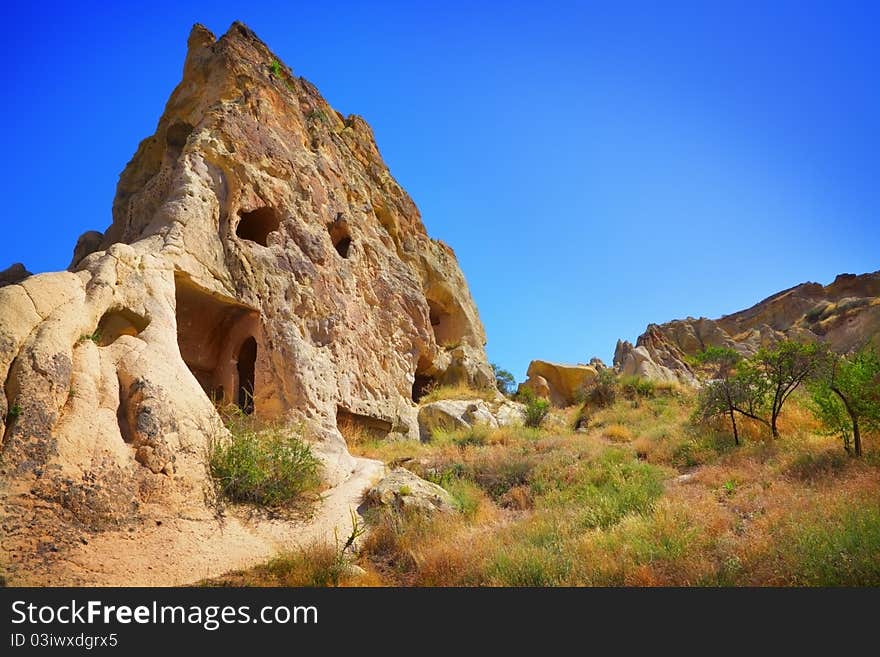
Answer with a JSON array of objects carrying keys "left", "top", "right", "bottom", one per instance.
[
  {"left": 602, "top": 423, "right": 634, "bottom": 442},
  {"left": 200, "top": 542, "right": 383, "bottom": 587},
  {"left": 226, "top": 390, "right": 880, "bottom": 586},
  {"left": 419, "top": 382, "right": 497, "bottom": 404}
]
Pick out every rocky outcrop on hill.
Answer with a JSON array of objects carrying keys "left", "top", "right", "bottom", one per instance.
[
  {"left": 0, "top": 22, "right": 492, "bottom": 584},
  {"left": 0, "top": 263, "right": 30, "bottom": 288},
  {"left": 518, "top": 360, "right": 598, "bottom": 406},
  {"left": 614, "top": 272, "right": 880, "bottom": 384}
]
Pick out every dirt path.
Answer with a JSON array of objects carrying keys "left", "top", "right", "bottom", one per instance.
[{"left": 38, "top": 456, "right": 385, "bottom": 586}]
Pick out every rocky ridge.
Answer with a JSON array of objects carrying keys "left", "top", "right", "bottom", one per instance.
[{"left": 614, "top": 271, "right": 880, "bottom": 384}]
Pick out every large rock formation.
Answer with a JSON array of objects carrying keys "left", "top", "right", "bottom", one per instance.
[
  {"left": 614, "top": 272, "right": 880, "bottom": 384},
  {"left": 0, "top": 22, "right": 493, "bottom": 584},
  {"left": 518, "top": 360, "right": 598, "bottom": 406}
]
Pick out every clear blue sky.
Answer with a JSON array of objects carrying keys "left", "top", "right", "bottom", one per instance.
[{"left": 2, "top": 1, "right": 877, "bottom": 381}]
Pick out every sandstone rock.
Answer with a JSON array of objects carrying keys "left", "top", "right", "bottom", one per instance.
[
  {"left": 520, "top": 360, "right": 597, "bottom": 406},
  {"left": 0, "top": 22, "right": 492, "bottom": 584},
  {"left": 494, "top": 399, "right": 527, "bottom": 426},
  {"left": 618, "top": 345, "right": 684, "bottom": 385},
  {"left": 517, "top": 374, "right": 551, "bottom": 400},
  {"left": 0, "top": 262, "right": 30, "bottom": 287},
  {"left": 362, "top": 468, "right": 454, "bottom": 514},
  {"left": 417, "top": 398, "right": 525, "bottom": 440},
  {"left": 69, "top": 231, "right": 104, "bottom": 269}
]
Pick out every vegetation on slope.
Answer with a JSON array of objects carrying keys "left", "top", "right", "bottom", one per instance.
[{"left": 207, "top": 347, "right": 880, "bottom": 586}]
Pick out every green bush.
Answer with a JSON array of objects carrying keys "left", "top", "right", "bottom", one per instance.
[
  {"left": 6, "top": 403, "right": 22, "bottom": 422},
  {"left": 620, "top": 376, "right": 655, "bottom": 400},
  {"left": 584, "top": 369, "right": 618, "bottom": 408},
  {"left": 209, "top": 417, "right": 321, "bottom": 506},
  {"left": 519, "top": 389, "right": 550, "bottom": 428}
]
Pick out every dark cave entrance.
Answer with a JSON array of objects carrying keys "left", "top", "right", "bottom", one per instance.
[
  {"left": 236, "top": 337, "right": 257, "bottom": 415},
  {"left": 174, "top": 274, "right": 261, "bottom": 411},
  {"left": 412, "top": 374, "right": 436, "bottom": 403},
  {"left": 328, "top": 218, "right": 352, "bottom": 258},
  {"left": 236, "top": 207, "right": 281, "bottom": 246}
]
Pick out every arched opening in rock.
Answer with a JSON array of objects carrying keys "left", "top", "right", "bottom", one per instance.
[
  {"left": 236, "top": 207, "right": 280, "bottom": 246},
  {"left": 174, "top": 274, "right": 261, "bottom": 411},
  {"left": 236, "top": 337, "right": 257, "bottom": 415},
  {"left": 426, "top": 298, "right": 466, "bottom": 347},
  {"left": 336, "top": 407, "right": 392, "bottom": 444},
  {"left": 328, "top": 219, "right": 352, "bottom": 258},
  {"left": 94, "top": 308, "right": 150, "bottom": 346}
]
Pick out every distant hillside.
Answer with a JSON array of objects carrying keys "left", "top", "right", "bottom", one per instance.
[{"left": 614, "top": 271, "right": 880, "bottom": 384}]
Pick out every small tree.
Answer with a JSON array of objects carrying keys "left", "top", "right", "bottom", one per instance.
[
  {"left": 693, "top": 346, "right": 745, "bottom": 444},
  {"left": 491, "top": 363, "right": 517, "bottom": 397},
  {"left": 808, "top": 346, "right": 880, "bottom": 456},
  {"left": 752, "top": 341, "right": 824, "bottom": 438}
]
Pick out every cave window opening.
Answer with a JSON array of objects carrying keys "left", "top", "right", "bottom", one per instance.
[
  {"left": 236, "top": 337, "right": 257, "bottom": 415},
  {"left": 328, "top": 220, "right": 352, "bottom": 259},
  {"left": 236, "top": 207, "right": 280, "bottom": 246},
  {"left": 88, "top": 308, "right": 149, "bottom": 347},
  {"left": 412, "top": 374, "right": 436, "bottom": 403},
  {"left": 166, "top": 121, "right": 193, "bottom": 149}
]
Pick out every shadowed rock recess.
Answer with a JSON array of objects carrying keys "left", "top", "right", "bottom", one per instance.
[{"left": 0, "top": 22, "right": 493, "bottom": 584}]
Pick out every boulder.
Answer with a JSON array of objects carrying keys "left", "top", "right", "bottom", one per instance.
[
  {"left": 618, "top": 345, "right": 682, "bottom": 384},
  {"left": 521, "top": 360, "right": 597, "bottom": 406},
  {"left": 68, "top": 231, "right": 104, "bottom": 269},
  {"left": 494, "top": 399, "right": 527, "bottom": 426},
  {"left": 417, "top": 398, "right": 525, "bottom": 440},
  {"left": 362, "top": 468, "right": 455, "bottom": 514},
  {"left": 517, "top": 374, "right": 551, "bottom": 400}
]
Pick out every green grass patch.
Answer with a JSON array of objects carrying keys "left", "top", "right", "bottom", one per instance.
[
  {"left": 532, "top": 448, "right": 666, "bottom": 529},
  {"left": 778, "top": 505, "right": 880, "bottom": 585}
]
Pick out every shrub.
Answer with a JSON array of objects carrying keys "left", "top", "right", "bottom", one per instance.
[
  {"left": 6, "top": 403, "right": 22, "bottom": 422},
  {"left": 519, "top": 389, "right": 550, "bottom": 428},
  {"left": 442, "top": 478, "right": 485, "bottom": 518},
  {"left": 79, "top": 330, "right": 101, "bottom": 344},
  {"left": 209, "top": 414, "right": 321, "bottom": 506},
  {"left": 620, "top": 375, "right": 655, "bottom": 401},
  {"left": 584, "top": 369, "right": 618, "bottom": 409}
]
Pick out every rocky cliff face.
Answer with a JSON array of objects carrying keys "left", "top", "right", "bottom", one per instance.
[
  {"left": 0, "top": 22, "right": 492, "bottom": 584},
  {"left": 614, "top": 271, "right": 880, "bottom": 384}
]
